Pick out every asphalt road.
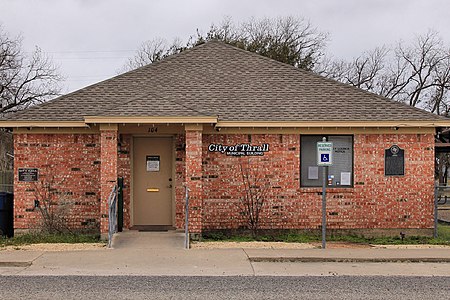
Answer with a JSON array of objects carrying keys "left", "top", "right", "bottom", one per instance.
[{"left": 0, "top": 276, "right": 449, "bottom": 299}]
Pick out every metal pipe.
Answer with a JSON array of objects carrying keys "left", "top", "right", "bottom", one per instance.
[
  {"left": 321, "top": 136, "right": 327, "bottom": 249},
  {"left": 322, "top": 165, "right": 327, "bottom": 249},
  {"left": 107, "top": 185, "right": 118, "bottom": 249},
  {"left": 184, "top": 186, "right": 190, "bottom": 249},
  {"left": 434, "top": 184, "right": 438, "bottom": 238}
]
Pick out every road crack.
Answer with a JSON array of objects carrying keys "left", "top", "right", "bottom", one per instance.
[{"left": 242, "top": 248, "right": 256, "bottom": 276}]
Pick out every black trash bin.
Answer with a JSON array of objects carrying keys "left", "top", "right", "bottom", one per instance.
[{"left": 0, "top": 192, "right": 14, "bottom": 238}]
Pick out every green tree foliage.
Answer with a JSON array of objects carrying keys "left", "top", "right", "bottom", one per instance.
[
  {"left": 196, "top": 16, "right": 328, "bottom": 70},
  {"left": 122, "top": 16, "right": 328, "bottom": 72}
]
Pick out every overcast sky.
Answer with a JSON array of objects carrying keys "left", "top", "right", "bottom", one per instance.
[{"left": 1, "top": 0, "right": 449, "bottom": 93}]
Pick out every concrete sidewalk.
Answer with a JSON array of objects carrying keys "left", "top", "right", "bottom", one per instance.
[
  {"left": 0, "top": 250, "right": 40, "bottom": 267},
  {"left": 245, "top": 248, "right": 450, "bottom": 263},
  {"left": 1, "top": 231, "right": 450, "bottom": 276}
]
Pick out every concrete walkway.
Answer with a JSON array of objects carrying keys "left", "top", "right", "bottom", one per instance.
[
  {"left": 1, "top": 230, "right": 450, "bottom": 276},
  {"left": 112, "top": 230, "right": 186, "bottom": 250}
]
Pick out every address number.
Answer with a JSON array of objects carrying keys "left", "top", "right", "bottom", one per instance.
[{"left": 148, "top": 127, "right": 158, "bottom": 133}]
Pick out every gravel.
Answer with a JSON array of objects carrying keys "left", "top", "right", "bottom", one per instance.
[{"left": 0, "top": 243, "right": 106, "bottom": 251}]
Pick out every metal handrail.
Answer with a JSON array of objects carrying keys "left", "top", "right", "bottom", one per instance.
[
  {"left": 108, "top": 185, "right": 118, "bottom": 248},
  {"left": 436, "top": 185, "right": 450, "bottom": 205},
  {"left": 434, "top": 185, "right": 450, "bottom": 238},
  {"left": 184, "top": 186, "right": 190, "bottom": 249}
]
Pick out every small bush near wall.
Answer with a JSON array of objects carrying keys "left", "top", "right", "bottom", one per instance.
[
  {"left": 31, "top": 174, "right": 100, "bottom": 235},
  {"left": 235, "top": 157, "right": 272, "bottom": 238}
]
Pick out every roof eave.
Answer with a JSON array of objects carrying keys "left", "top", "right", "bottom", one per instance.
[
  {"left": 1, "top": 119, "right": 448, "bottom": 129},
  {"left": 0, "top": 121, "right": 88, "bottom": 128},
  {"left": 83, "top": 116, "right": 218, "bottom": 124},
  {"left": 216, "top": 120, "right": 450, "bottom": 128}
]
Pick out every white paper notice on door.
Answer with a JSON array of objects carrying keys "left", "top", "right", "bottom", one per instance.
[
  {"left": 308, "top": 166, "right": 319, "bottom": 180},
  {"left": 146, "top": 155, "right": 160, "bottom": 172},
  {"left": 340, "top": 172, "right": 351, "bottom": 185}
]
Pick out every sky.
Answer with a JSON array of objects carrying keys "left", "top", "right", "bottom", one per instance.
[{"left": 1, "top": 0, "right": 449, "bottom": 93}]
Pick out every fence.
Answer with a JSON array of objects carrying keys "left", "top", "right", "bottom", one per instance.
[
  {"left": 0, "top": 171, "right": 13, "bottom": 193},
  {"left": 435, "top": 185, "right": 450, "bottom": 238},
  {"left": 436, "top": 186, "right": 450, "bottom": 206}
]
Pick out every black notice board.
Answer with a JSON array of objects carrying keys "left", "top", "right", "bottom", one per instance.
[
  {"left": 385, "top": 145, "right": 404, "bottom": 176},
  {"left": 18, "top": 168, "right": 39, "bottom": 182}
]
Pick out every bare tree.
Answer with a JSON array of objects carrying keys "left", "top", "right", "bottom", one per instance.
[
  {"left": 392, "top": 31, "right": 449, "bottom": 108},
  {"left": 426, "top": 51, "right": 450, "bottom": 115},
  {"left": 122, "top": 16, "right": 328, "bottom": 72},
  {"left": 240, "top": 16, "right": 328, "bottom": 70},
  {"left": 321, "top": 46, "right": 389, "bottom": 91},
  {"left": 202, "top": 17, "right": 241, "bottom": 44},
  {"left": 33, "top": 176, "right": 74, "bottom": 234},
  {"left": 194, "top": 16, "right": 329, "bottom": 71},
  {"left": 236, "top": 157, "right": 271, "bottom": 238},
  {"left": 322, "top": 30, "right": 450, "bottom": 114},
  {"left": 0, "top": 25, "right": 62, "bottom": 115},
  {"left": 120, "top": 37, "right": 184, "bottom": 71},
  {"left": 0, "top": 130, "right": 13, "bottom": 171},
  {"left": 321, "top": 30, "right": 450, "bottom": 185}
]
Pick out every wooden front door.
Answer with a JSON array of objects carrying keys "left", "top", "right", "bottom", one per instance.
[{"left": 133, "top": 137, "right": 173, "bottom": 225}]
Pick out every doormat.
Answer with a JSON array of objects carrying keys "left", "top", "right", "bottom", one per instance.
[{"left": 130, "top": 225, "right": 175, "bottom": 232}]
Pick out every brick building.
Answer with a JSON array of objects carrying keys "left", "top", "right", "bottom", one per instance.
[{"left": 1, "top": 41, "right": 448, "bottom": 237}]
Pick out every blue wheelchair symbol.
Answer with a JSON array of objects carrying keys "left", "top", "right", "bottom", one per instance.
[{"left": 321, "top": 154, "right": 329, "bottom": 162}]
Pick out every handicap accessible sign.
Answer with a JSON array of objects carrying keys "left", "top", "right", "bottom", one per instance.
[{"left": 317, "top": 141, "right": 333, "bottom": 166}]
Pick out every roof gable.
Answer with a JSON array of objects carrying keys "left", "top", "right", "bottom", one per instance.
[{"left": 4, "top": 41, "right": 445, "bottom": 124}]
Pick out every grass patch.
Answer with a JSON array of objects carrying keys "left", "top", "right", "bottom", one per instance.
[
  {"left": 0, "top": 232, "right": 101, "bottom": 248},
  {"left": 203, "top": 232, "right": 318, "bottom": 243},
  {"left": 202, "top": 224, "right": 450, "bottom": 245},
  {"left": 438, "top": 222, "right": 450, "bottom": 239}
]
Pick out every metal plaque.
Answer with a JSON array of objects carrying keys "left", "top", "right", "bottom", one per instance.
[
  {"left": 18, "top": 168, "right": 39, "bottom": 182},
  {"left": 146, "top": 155, "right": 160, "bottom": 172},
  {"left": 385, "top": 145, "right": 405, "bottom": 176}
]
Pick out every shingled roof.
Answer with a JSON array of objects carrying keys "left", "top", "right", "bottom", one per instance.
[{"left": 3, "top": 41, "right": 446, "bottom": 125}]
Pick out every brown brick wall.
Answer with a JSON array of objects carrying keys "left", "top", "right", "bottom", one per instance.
[
  {"left": 185, "top": 130, "right": 203, "bottom": 233},
  {"left": 13, "top": 132, "right": 435, "bottom": 235},
  {"left": 99, "top": 129, "right": 117, "bottom": 234},
  {"left": 118, "top": 134, "right": 132, "bottom": 229},
  {"left": 175, "top": 134, "right": 186, "bottom": 229},
  {"left": 13, "top": 133, "right": 101, "bottom": 231},
  {"left": 352, "top": 133, "right": 434, "bottom": 229},
  {"left": 200, "top": 133, "right": 435, "bottom": 232}
]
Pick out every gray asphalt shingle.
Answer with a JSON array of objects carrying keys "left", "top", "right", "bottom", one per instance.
[{"left": 5, "top": 41, "right": 444, "bottom": 123}]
